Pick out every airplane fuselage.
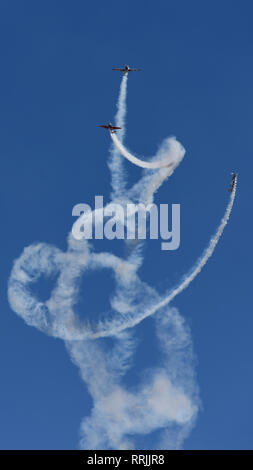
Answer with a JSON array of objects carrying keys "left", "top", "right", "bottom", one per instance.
[
  {"left": 98, "top": 123, "right": 121, "bottom": 134},
  {"left": 112, "top": 65, "right": 141, "bottom": 73}
]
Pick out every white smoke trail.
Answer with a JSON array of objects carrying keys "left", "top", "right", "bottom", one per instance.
[
  {"left": 7, "top": 171, "right": 236, "bottom": 343},
  {"left": 114, "top": 74, "right": 128, "bottom": 141},
  {"left": 111, "top": 132, "right": 179, "bottom": 169},
  {"left": 66, "top": 307, "right": 198, "bottom": 450},
  {"left": 108, "top": 74, "right": 128, "bottom": 199},
  {"left": 87, "top": 177, "right": 238, "bottom": 336},
  {"left": 7, "top": 73, "right": 236, "bottom": 449}
]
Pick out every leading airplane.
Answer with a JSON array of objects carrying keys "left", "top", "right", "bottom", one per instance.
[
  {"left": 228, "top": 172, "right": 238, "bottom": 192},
  {"left": 98, "top": 123, "right": 122, "bottom": 134},
  {"left": 112, "top": 64, "right": 141, "bottom": 74}
]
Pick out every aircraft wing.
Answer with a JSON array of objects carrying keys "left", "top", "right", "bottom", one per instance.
[
  {"left": 112, "top": 126, "right": 121, "bottom": 129},
  {"left": 99, "top": 125, "right": 109, "bottom": 129},
  {"left": 112, "top": 68, "right": 125, "bottom": 72},
  {"left": 129, "top": 68, "right": 141, "bottom": 72}
]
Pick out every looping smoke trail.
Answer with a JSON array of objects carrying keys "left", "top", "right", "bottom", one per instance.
[{"left": 7, "top": 74, "right": 236, "bottom": 449}]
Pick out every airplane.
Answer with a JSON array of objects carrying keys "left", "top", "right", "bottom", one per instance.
[
  {"left": 228, "top": 172, "right": 238, "bottom": 192},
  {"left": 98, "top": 123, "right": 122, "bottom": 134},
  {"left": 112, "top": 64, "right": 141, "bottom": 74}
]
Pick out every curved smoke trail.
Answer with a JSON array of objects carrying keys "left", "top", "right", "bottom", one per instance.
[
  {"left": 7, "top": 74, "right": 236, "bottom": 449},
  {"left": 111, "top": 132, "right": 178, "bottom": 169}
]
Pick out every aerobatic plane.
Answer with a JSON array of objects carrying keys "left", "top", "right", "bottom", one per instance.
[
  {"left": 98, "top": 123, "right": 121, "bottom": 134},
  {"left": 228, "top": 173, "right": 237, "bottom": 192},
  {"left": 112, "top": 64, "right": 141, "bottom": 73}
]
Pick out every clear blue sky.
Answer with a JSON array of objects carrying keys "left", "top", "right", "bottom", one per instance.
[{"left": 0, "top": 0, "right": 252, "bottom": 449}]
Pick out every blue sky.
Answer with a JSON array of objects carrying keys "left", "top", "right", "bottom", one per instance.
[{"left": 0, "top": 0, "right": 252, "bottom": 449}]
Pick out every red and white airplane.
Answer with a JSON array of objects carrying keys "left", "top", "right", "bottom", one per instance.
[
  {"left": 98, "top": 123, "right": 122, "bottom": 134},
  {"left": 112, "top": 64, "right": 141, "bottom": 74}
]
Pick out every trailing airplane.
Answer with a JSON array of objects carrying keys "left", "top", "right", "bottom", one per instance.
[
  {"left": 98, "top": 123, "right": 122, "bottom": 134},
  {"left": 228, "top": 172, "right": 238, "bottom": 192},
  {"left": 112, "top": 64, "right": 141, "bottom": 74}
]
